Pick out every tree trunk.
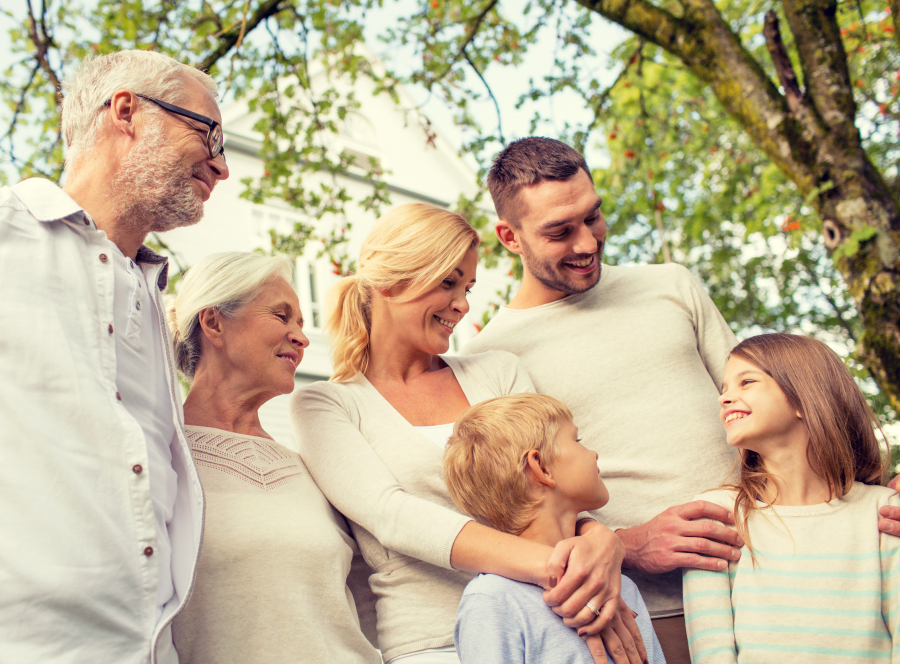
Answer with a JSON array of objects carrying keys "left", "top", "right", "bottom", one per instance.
[{"left": 576, "top": 0, "right": 900, "bottom": 412}]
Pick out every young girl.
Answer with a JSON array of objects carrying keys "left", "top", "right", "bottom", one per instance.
[{"left": 683, "top": 333, "right": 899, "bottom": 663}]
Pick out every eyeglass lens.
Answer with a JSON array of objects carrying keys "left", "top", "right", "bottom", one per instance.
[{"left": 209, "top": 124, "right": 224, "bottom": 159}]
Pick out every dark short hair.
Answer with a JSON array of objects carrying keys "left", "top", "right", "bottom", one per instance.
[{"left": 487, "top": 137, "right": 593, "bottom": 226}]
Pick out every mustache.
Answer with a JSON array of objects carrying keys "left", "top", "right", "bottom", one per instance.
[
  {"left": 191, "top": 164, "right": 215, "bottom": 188},
  {"left": 561, "top": 252, "right": 598, "bottom": 263}
]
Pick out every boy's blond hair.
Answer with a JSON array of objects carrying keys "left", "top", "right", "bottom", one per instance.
[{"left": 443, "top": 393, "right": 573, "bottom": 535}]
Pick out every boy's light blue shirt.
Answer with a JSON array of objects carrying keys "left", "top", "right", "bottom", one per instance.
[{"left": 455, "top": 573, "right": 665, "bottom": 664}]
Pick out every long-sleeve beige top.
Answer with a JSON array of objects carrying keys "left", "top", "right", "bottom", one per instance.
[
  {"left": 463, "top": 263, "right": 739, "bottom": 617},
  {"left": 290, "top": 351, "right": 535, "bottom": 662},
  {"left": 171, "top": 427, "right": 381, "bottom": 664}
]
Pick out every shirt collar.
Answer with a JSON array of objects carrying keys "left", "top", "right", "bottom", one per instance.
[
  {"left": 11, "top": 177, "right": 86, "bottom": 225},
  {"left": 12, "top": 177, "right": 170, "bottom": 290},
  {"left": 136, "top": 245, "right": 170, "bottom": 290}
]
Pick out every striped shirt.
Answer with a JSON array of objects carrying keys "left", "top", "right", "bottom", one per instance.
[{"left": 683, "top": 483, "right": 900, "bottom": 663}]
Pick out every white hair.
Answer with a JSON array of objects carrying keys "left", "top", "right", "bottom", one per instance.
[
  {"left": 61, "top": 50, "right": 218, "bottom": 170},
  {"left": 167, "top": 252, "right": 294, "bottom": 378}
]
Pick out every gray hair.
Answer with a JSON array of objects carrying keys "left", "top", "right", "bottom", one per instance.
[
  {"left": 62, "top": 50, "right": 218, "bottom": 170},
  {"left": 167, "top": 252, "right": 294, "bottom": 378}
]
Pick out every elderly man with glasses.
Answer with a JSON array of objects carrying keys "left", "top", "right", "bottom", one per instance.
[{"left": 0, "top": 50, "right": 228, "bottom": 664}]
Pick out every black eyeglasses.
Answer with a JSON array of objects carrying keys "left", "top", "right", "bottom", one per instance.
[{"left": 103, "top": 93, "right": 225, "bottom": 160}]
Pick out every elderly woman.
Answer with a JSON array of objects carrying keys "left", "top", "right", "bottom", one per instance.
[
  {"left": 167, "top": 252, "right": 380, "bottom": 664},
  {"left": 291, "top": 204, "right": 644, "bottom": 664}
]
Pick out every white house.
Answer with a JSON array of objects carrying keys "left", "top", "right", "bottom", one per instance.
[{"left": 161, "top": 62, "right": 513, "bottom": 447}]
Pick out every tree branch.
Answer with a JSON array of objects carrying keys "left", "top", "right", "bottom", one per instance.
[
  {"left": 26, "top": 0, "right": 61, "bottom": 101},
  {"left": 197, "top": 0, "right": 286, "bottom": 73},
  {"left": 432, "top": 0, "right": 500, "bottom": 83},
  {"left": 823, "top": 289, "right": 858, "bottom": 342},
  {"left": 587, "top": 41, "right": 643, "bottom": 124},
  {"left": 892, "top": 0, "right": 900, "bottom": 49},
  {"left": 575, "top": 0, "right": 818, "bottom": 195},
  {"left": 778, "top": 0, "right": 856, "bottom": 135},
  {"left": 2, "top": 61, "right": 41, "bottom": 162},
  {"left": 763, "top": 10, "right": 802, "bottom": 113},
  {"left": 463, "top": 49, "right": 504, "bottom": 144}
]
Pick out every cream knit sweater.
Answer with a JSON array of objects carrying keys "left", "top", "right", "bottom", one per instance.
[
  {"left": 171, "top": 427, "right": 381, "bottom": 664},
  {"left": 290, "top": 351, "right": 535, "bottom": 662}
]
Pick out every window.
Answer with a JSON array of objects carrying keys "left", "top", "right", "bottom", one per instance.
[{"left": 307, "top": 261, "right": 322, "bottom": 329}]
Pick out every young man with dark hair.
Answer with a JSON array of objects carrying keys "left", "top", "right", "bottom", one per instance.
[{"left": 462, "top": 136, "right": 900, "bottom": 663}]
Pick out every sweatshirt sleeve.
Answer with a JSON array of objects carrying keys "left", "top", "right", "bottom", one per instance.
[
  {"left": 674, "top": 264, "right": 737, "bottom": 390},
  {"left": 683, "top": 492, "right": 738, "bottom": 664},
  {"left": 881, "top": 492, "right": 900, "bottom": 662},
  {"left": 683, "top": 567, "right": 737, "bottom": 664},
  {"left": 290, "top": 383, "right": 472, "bottom": 569}
]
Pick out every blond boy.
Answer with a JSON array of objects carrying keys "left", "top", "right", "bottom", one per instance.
[{"left": 444, "top": 394, "right": 664, "bottom": 664}]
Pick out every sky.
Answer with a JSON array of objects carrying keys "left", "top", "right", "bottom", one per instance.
[{"left": 359, "top": 0, "right": 628, "bottom": 172}]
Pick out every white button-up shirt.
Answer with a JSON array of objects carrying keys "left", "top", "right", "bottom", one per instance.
[{"left": 0, "top": 178, "right": 204, "bottom": 664}]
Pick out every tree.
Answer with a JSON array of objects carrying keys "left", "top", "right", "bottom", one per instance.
[
  {"left": 2, "top": 0, "right": 899, "bottom": 427},
  {"left": 395, "top": 0, "right": 900, "bottom": 422}
]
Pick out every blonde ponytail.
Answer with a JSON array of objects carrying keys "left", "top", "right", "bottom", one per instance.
[
  {"left": 326, "top": 275, "right": 373, "bottom": 382},
  {"left": 326, "top": 203, "right": 479, "bottom": 382}
]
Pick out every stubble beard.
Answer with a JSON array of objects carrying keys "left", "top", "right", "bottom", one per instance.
[
  {"left": 111, "top": 121, "right": 205, "bottom": 235},
  {"left": 519, "top": 240, "right": 603, "bottom": 296}
]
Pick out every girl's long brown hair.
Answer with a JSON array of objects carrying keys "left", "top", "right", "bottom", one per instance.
[{"left": 725, "top": 334, "right": 888, "bottom": 553}]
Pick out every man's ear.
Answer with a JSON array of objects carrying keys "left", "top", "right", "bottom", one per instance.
[
  {"left": 197, "top": 307, "right": 227, "bottom": 350},
  {"left": 525, "top": 449, "right": 556, "bottom": 489},
  {"left": 107, "top": 90, "right": 140, "bottom": 139},
  {"left": 495, "top": 220, "right": 524, "bottom": 256}
]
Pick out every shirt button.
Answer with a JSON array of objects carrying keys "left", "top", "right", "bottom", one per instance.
[
  {"left": 144, "top": 547, "right": 154, "bottom": 557},
  {"left": 135, "top": 301, "right": 141, "bottom": 311},
  {"left": 116, "top": 392, "right": 122, "bottom": 401},
  {"left": 129, "top": 260, "right": 134, "bottom": 269},
  {"left": 132, "top": 464, "right": 143, "bottom": 474},
  {"left": 108, "top": 324, "right": 114, "bottom": 334},
  {"left": 99, "top": 253, "right": 108, "bottom": 263}
]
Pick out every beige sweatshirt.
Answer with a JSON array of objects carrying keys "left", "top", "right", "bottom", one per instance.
[
  {"left": 290, "top": 351, "right": 535, "bottom": 662},
  {"left": 463, "top": 262, "right": 738, "bottom": 617},
  {"left": 171, "top": 427, "right": 381, "bottom": 664}
]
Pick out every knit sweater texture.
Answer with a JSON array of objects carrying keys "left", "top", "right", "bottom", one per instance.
[
  {"left": 290, "top": 351, "right": 535, "bottom": 662},
  {"left": 683, "top": 483, "right": 900, "bottom": 663},
  {"left": 463, "top": 263, "right": 738, "bottom": 616},
  {"left": 171, "top": 427, "right": 381, "bottom": 664}
]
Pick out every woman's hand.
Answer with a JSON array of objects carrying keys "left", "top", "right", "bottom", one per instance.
[
  {"left": 542, "top": 521, "right": 624, "bottom": 631},
  {"left": 582, "top": 600, "right": 649, "bottom": 664}
]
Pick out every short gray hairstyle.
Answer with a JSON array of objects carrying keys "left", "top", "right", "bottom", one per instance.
[
  {"left": 167, "top": 252, "right": 295, "bottom": 378},
  {"left": 62, "top": 50, "right": 218, "bottom": 170}
]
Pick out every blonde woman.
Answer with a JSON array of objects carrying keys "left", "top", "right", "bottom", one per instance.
[
  {"left": 291, "top": 204, "right": 644, "bottom": 664},
  {"left": 167, "top": 252, "right": 380, "bottom": 664}
]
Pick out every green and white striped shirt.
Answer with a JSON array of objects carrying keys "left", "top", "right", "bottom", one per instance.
[{"left": 683, "top": 483, "right": 900, "bottom": 663}]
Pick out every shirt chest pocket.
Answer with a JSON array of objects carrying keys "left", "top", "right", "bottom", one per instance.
[{"left": 117, "top": 262, "right": 150, "bottom": 350}]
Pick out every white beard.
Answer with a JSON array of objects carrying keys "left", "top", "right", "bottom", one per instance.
[{"left": 111, "top": 120, "right": 205, "bottom": 234}]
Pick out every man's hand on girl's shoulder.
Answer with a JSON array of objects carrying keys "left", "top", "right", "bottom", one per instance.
[
  {"left": 879, "top": 476, "right": 900, "bottom": 537},
  {"left": 616, "top": 500, "right": 745, "bottom": 573}
]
